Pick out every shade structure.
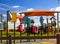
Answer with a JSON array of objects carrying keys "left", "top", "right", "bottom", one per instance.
[
  {"left": 20, "top": 10, "right": 55, "bottom": 16},
  {"left": 17, "top": 15, "right": 23, "bottom": 23}
]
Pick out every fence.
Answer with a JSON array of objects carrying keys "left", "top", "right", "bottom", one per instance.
[{"left": 0, "top": 33, "right": 60, "bottom": 44}]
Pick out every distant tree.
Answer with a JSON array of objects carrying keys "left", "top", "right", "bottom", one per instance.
[{"left": 3, "top": 21, "right": 7, "bottom": 30}]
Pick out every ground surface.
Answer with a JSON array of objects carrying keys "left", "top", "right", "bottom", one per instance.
[
  {"left": 0, "top": 31, "right": 57, "bottom": 44},
  {"left": 0, "top": 39, "right": 56, "bottom": 44}
]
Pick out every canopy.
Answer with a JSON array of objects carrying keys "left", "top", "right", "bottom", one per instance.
[{"left": 20, "top": 10, "right": 55, "bottom": 16}]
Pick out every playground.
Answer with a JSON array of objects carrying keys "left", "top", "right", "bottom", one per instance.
[{"left": 0, "top": 10, "right": 60, "bottom": 44}]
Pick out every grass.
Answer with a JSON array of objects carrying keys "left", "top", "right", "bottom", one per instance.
[
  {"left": 0, "top": 31, "right": 55, "bottom": 37},
  {"left": 0, "top": 27, "right": 59, "bottom": 37}
]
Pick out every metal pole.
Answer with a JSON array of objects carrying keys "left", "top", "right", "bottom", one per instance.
[
  {"left": 46, "top": 16, "right": 48, "bottom": 36},
  {"left": 19, "top": 13, "right": 22, "bottom": 43},
  {"left": 27, "top": 16, "right": 29, "bottom": 42},
  {"left": 57, "top": 13, "right": 59, "bottom": 33},
  {"left": 13, "top": 22, "right": 15, "bottom": 44},
  {"left": 0, "top": 14, "right": 2, "bottom": 43},
  {"left": 27, "top": 16, "right": 30, "bottom": 42},
  {"left": 6, "top": 10, "right": 9, "bottom": 44},
  {"left": 46, "top": 16, "right": 48, "bottom": 26}
]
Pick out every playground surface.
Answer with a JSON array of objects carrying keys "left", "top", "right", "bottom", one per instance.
[{"left": 0, "top": 39, "right": 56, "bottom": 44}]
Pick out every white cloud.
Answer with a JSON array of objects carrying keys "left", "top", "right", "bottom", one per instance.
[
  {"left": 50, "top": 8, "right": 54, "bottom": 11},
  {"left": 55, "top": 7, "right": 60, "bottom": 11},
  {"left": 0, "top": 3, "right": 10, "bottom": 7},
  {"left": 27, "top": 8, "right": 34, "bottom": 11},
  {"left": 3, "top": 14, "right": 6, "bottom": 17},
  {"left": 12, "top": 6, "right": 20, "bottom": 8},
  {"left": 50, "top": 6, "right": 60, "bottom": 11},
  {"left": 0, "top": 3, "right": 21, "bottom": 11},
  {"left": 0, "top": 3, "right": 20, "bottom": 8},
  {"left": 0, "top": 3, "right": 10, "bottom": 11},
  {"left": 0, "top": 8, "right": 7, "bottom": 11}
]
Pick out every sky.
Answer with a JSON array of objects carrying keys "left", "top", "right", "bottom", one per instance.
[
  {"left": 0, "top": 0, "right": 58, "bottom": 14},
  {"left": 0, "top": 0, "right": 59, "bottom": 21}
]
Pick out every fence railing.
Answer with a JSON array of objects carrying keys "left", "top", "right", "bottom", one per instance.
[{"left": 0, "top": 33, "right": 60, "bottom": 44}]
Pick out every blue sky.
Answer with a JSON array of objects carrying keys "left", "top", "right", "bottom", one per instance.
[
  {"left": 0, "top": 0, "right": 58, "bottom": 14},
  {"left": 0, "top": 0, "right": 59, "bottom": 22}
]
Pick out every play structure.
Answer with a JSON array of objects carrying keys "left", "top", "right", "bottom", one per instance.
[
  {"left": 0, "top": 10, "right": 60, "bottom": 44},
  {"left": 19, "top": 10, "right": 57, "bottom": 34}
]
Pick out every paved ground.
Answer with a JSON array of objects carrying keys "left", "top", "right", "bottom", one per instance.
[{"left": 0, "top": 39, "right": 56, "bottom": 44}]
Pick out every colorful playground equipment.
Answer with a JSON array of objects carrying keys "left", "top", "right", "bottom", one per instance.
[
  {"left": 0, "top": 10, "right": 60, "bottom": 44},
  {"left": 6, "top": 10, "right": 59, "bottom": 34},
  {"left": 20, "top": 10, "right": 55, "bottom": 33}
]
